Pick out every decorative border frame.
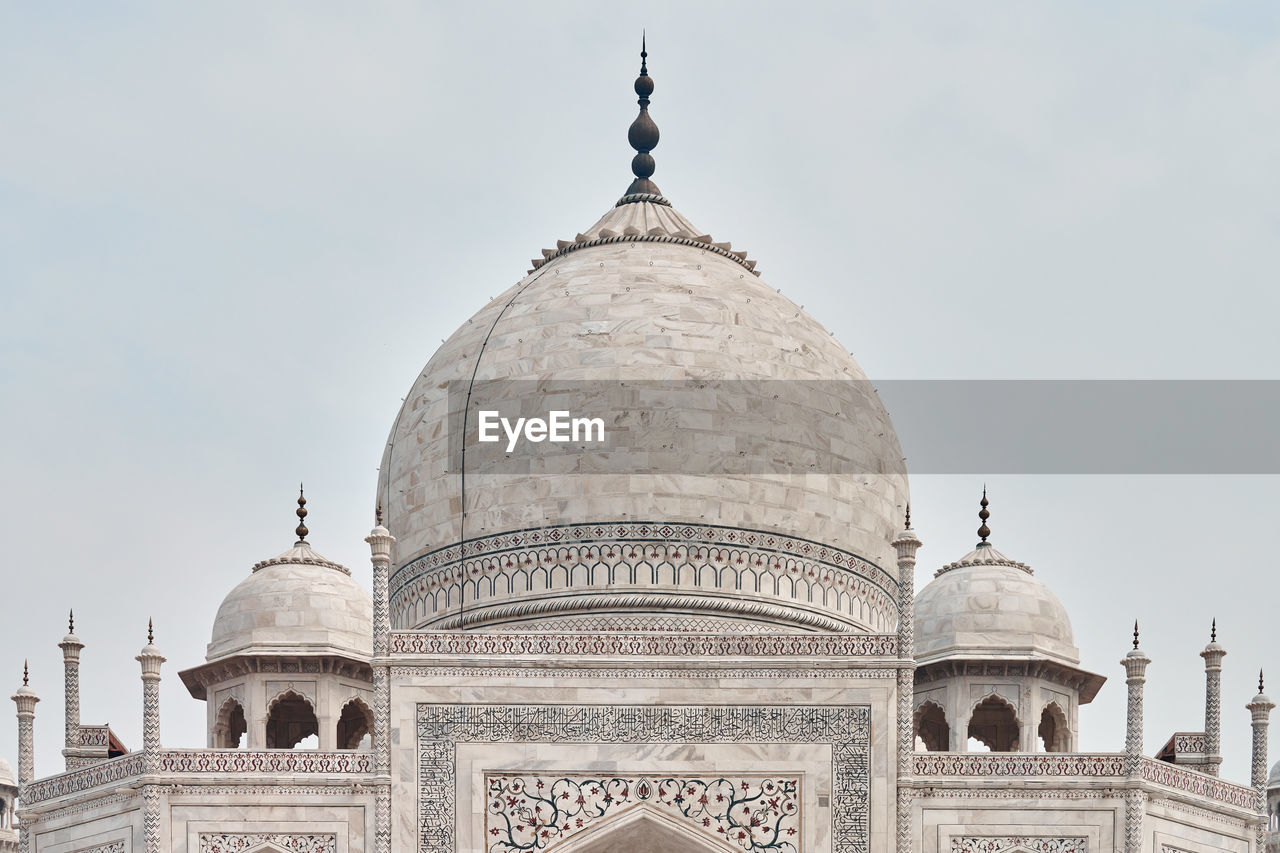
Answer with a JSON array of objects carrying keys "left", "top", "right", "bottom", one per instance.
[
  {"left": 416, "top": 704, "right": 871, "bottom": 853},
  {"left": 391, "top": 632, "right": 897, "bottom": 658}
]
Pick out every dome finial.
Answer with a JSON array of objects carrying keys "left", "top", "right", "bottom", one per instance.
[
  {"left": 68, "top": 609, "right": 74, "bottom": 634},
  {"left": 1133, "top": 619, "right": 1140, "bottom": 649},
  {"left": 147, "top": 618, "right": 154, "bottom": 644},
  {"left": 904, "top": 502, "right": 911, "bottom": 530},
  {"left": 624, "top": 33, "right": 661, "bottom": 199},
  {"left": 295, "top": 484, "right": 309, "bottom": 543},
  {"left": 1211, "top": 617, "right": 1216, "bottom": 642},
  {"left": 22, "top": 660, "right": 28, "bottom": 686},
  {"left": 976, "top": 486, "right": 991, "bottom": 544},
  {"left": 1260, "top": 669, "right": 1266, "bottom": 693}
]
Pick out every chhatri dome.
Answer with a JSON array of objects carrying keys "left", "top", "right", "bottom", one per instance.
[
  {"left": 377, "top": 43, "right": 908, "bottom": 633},
  {"left": 202, "top": 490, "right": 372, "bottom": 662}
]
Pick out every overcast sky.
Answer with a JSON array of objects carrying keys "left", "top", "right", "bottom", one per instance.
[{"left": 2, "top": 3, "right": 1278, "bottom": 784}]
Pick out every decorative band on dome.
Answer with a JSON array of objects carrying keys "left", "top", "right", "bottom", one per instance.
[
  {"left": 528, "top": 232, "right": 760, "bottom": 276},
  {"left": 616, "top": 192, "right": 672, "bottom": 208}
]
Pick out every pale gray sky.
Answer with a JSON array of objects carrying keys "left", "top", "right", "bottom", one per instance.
[{"left": 1, "top": 3, "right": 1278, "bottom": 782}]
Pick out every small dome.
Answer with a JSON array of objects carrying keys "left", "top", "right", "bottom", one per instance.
[
  {"left": 914, "top": 542, "right": 1079, "bottom": 667},
  {"left": 0, "top": 754, "right": 14, "bottom": 787},
  {"left": 1268, "top": 759, "right": 1280, "bottom": 790},
  {"left": 207, "top": 541, "right": 372, "bottom": 663}
]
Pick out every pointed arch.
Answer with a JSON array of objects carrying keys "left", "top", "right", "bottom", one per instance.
[
  {"left": 265, "top": 690, "right": 318, "bottom": 750},
  {"left": 1039, "top": 701, "right": 1070, "bottom": 752},
  {"left": 968, "top": 693, "right": 1020, "bottom": 753},
  {"left": 337, "top": 696, "right": 374, "bottom": 750},
  {"left": 553, "top": 804, "right": 742, "bottom": 853},
  {"left": 213, "top": 695, "right": 247, "bottom": 748},
  {"left": 913, "top": 699, "right": 950, "bottom": 752}
]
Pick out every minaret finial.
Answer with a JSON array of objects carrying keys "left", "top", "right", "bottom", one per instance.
[
  {"left": 976, "top": 486, "right": 991, "bottom": 544},
  {"left": 295, "top": 484, "right": 309, "bottom": 543},
  {"left": 624, "top": 33, "right": 661, "bottom": 199},
  {"left": 1260, "top": 669, "right": 1266, "bottom": 693},
  {"left": 1211, "top": 618, "right": 1216, "bottom": 642},
  {"left": 1133, "top": 620, "right": 1140, "bottom": 649},
  {"left": 22, "top": 660, "right": 28, "bottom": 686},
  {"left": 904, "top": 502, "right": 911, "bottom": 530},
  {"left": 376, "top": 501, "right": 383, "bottom": 527},
  {"left": 147, "top": 618, "right": 154, "bottom": 644},
  {"left": 68, "top": 609, "right": 74, "bottom": 634}
]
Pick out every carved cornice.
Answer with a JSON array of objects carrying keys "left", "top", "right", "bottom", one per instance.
[
  {"left": 389, "top": 631, "right": 897, "bottom": 659},
  {"left": 179, "top": 654, "right": 373, "bottom": 699}
]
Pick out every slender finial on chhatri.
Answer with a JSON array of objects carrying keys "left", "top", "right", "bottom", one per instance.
[
  {"left": 295, "top": 484, "right": 309, "bottom": 543},
  {"left": 147, "top": 618, "right": 154, "bottom": 644},
  {"left": 22, "top": 660, "right": 29, "bottom": 686},
  {"left": 68, "top": 609, "right": 74, "bottom": 634},
  {"left": 375, "top": 501, "right": 383, "bottom": 527},
  {"left": 1211, "top": 618, "right": 1216, "bottom": 642},
  {"left": 624, "top": 33, "right": 661, "bottom": 198},
  {"left": 1260, "top": 669, "right": 1266, "bottom": 693},
  {"left": 976, "top": 487, "right": 991, "bottom": 544},
  {"left": 904, "top": 503, "right": 911, "bottom": 530},
  {"left": 1133, "top": 620, "right": 1140, "bottom": 649}
]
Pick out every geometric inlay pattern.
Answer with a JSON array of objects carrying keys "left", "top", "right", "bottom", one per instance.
[
  {"left": 418, "top": 704, "right": 870, "bottom": 853},
  {"left": 953, "top": 839, "right": 1087, "bottom": 853},
  {"left": 198, "top": 835, "right": 337, "bottom": 853},
  {"left": 484, "top": 774, "right": 800, "bottom": 852}
]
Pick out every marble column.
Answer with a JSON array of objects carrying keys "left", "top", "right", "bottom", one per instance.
[
  {"left": 58, "top": 611, "right": 83, "bottom": 770},
  {"left": 366, "top": 508, "right": 395, "bottom": 853},
  {"left": 1201, "top": 621, "right": 1226, "bottom": 776},
  {"left": 136, "top": 621, "right": 165, "bottom": 753},
  {"left": 12, "top": 664, "right": 38, "bottom": 853},
  {"left": 893, "top": 508, "right": 921, "bottom": 853},
  {"left": 1122, "top": 623, "right": 1151, "bottom": 853},
  {"left": 1248, "top": 672, "right": 1274, "bottom": 852}
]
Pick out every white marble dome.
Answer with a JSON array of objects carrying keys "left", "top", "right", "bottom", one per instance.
[
  {"left": 914, "top": 540, "right": 1079, "bottom": 667},
  {"left": 206, "top": 540, "right": 373, "bottom": 663},
  {"left": 0, "top": 754, "right": 13, "bottom": 788},
  {"left": 377, "top": 194, "right": 908, "bottom": 632},
  {"left": 1268, "top": 759, "right": 1280, "bottom": 790}
]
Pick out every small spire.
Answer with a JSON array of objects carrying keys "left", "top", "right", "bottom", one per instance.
[
  {"left": 976, "top": 487, "right": 991, "bottom": 544},
  {"left": 1210, "top": 618, "right": 1216, "bottom": 642},
  {"left": 147, "top": 618, "right": 154, "bottom": 644},
  {"left": 904, "top": 502, "right": 911, "bottom": 530},
  {"left": 375, "top": 501, "right": 383, "bottom": 527},
  {"left": 295, "top": 484, "right": 309, "bottom": 543},
  {"left": 1260, "top": 669, "right": 1266, "bottom": 693},
  {"left": 68, "top": 609, "right": 74, "bottom": 634},
  {"left": 22, "top": 660, "right": 28, "bottom": 686},
  {"left": 1133, "top": 620, "right": 1140, "bottom": 650},
  {"left": 624, "top": 33, "right": 661, "bottom": 198}
]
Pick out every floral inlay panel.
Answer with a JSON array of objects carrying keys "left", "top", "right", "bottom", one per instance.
[
  {"left": 75, "top": 842, "right": 126, "bottom": 853},
  {"left": 953, "top": 839, "right": 1086, "bottom": 853},
  {"left": 198, "top": 834, "right": 337, "bottom": 853},
  {"left": 485, "top": 774, "right": 800, "bottom": 852}
]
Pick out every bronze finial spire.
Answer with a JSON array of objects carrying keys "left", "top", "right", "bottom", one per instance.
[
  {"left": 295, "top": 484, "right": 309, "bottom": 543},
  {"left": 625, "top": 33, "right": 661, "bottom": 198},
  {"left": 904, "top": 502, "right": 911, "bottom": 530},
  {"left": 147, "top": 618, "right": 154, "bottom": 644},
  {"left": 1133, "top": 620, "right": 1140, "bottom": 649},
  {"left": 1211, "top": 618, "right": 1216, "bottom": 642},
  {"left": 22, "top": 660, "right": 28, "bottom": 686},
  {"left": 1260, "top": 669, "right": 1266, "bottom": 693},
  {"left": 68, "top": 609, "right": 74, "bottom": 634},
  {"left": 375, "top": 501, "right": 383, "bottom": 527},
  {"left": 976, "top": 487, "right": 991, "bottom": 544}
]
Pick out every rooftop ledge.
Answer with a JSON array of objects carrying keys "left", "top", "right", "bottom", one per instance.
[
  {"left": 912, "top": 753, "right": 1259, "bottom": 811},
  {"left": 21, "top": 749, "right": 374, "bottom": 806}
]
